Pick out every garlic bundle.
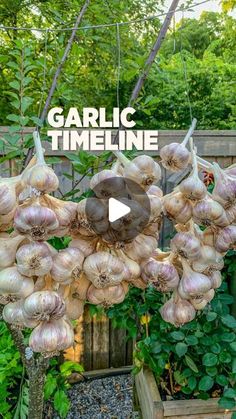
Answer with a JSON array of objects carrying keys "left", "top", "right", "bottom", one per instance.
[
  {"left": 90, "top": 169, "right": 125, "bottom": 198},
  {"left": 14, "top": 202, "right": 59, "bottom": 241},
  {"left": 0, "top": 267, "right": 34, "bottom": 304},
  {"left": 22, "top": 131, "right": 59, "bottom": 193},
  {"left": 51, "top": 247, "right": 84, "bottom": 284},
  {"left": 215, "top": 225, "right": 236, "bottom": 253},
  {"left": 29, "top": 318, "right": 74, "bottom": 353},
  {"left": 141, "top": 258, "right": 179, "bottom": 292},
  {"left": 87, "top": 283, "right": 127, "bottom": 307},
  {"left": 178, "top": 259, "right": 212, "bottom": 299},
  {"left": 164, "top": 192, "right": 192, "bottom": 224},
  {"left": 160, "top": 294, "right": 196, "bottom": 326},
  {"left": 3, "top": 300, "right": 39, "bottom": 328},
  {"left": 170, "top": 232, "right": 201, "bottom": 261},
  {"left": 23, "top": 290, "right": 65, "bottom": 321},
  {"left": 83, "top": 251, "right": 125, "bottom": 288},
  {"left": 0, "top": 234, "right": 24, "bottom": 269},
  {"left": 16, "top": 242, "right": 53, "bottom": 277},
  {"left": 212, "top": 163, "right": 236, "bottom": 208}
]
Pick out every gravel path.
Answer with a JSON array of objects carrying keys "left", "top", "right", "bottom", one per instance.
[{"left": 53, "top": 374, "right": 135, "bottom": 419}]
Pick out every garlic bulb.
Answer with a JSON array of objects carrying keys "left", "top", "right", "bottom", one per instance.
[
  {"left": 77, "top": 198, "right": 109, "bottom": 236},
  {"left": 164, "top": 192, "right": 192, "bottom": 224},
  {"left": 23, "top": 290, "right": 65, "bottom": 321},
  {"left": 193, "top": 197, "right": 229, "bottom": 227},
  {"left": 123, "top": 234, "right": 157, "bottom": 262},
  {"left": 3, "top": 300, "right": 39, "bottom": 328},
  {"left": 0, "top": 267, "right": 34, "bottom": 304},
  {"left": 0, "top": 176, "right": 23, "bottom": 215},
  {"left": 14, "top": 203, "right": 59, "bottom": 240},
  {"left": 117, "top": 154, "right": 161, "bottom": 190},
  {"left": 190, "top": 289, "right": 215, "bottom": 310},
  {"left": 160, "top": 143, "right": 190, "bottom": 172},
  {"left": 141, "top": 258, "right": 179, "bottom": 292},
  {"left": 192, "top": 245, "right": 224, "bottom": 274},
  {"left": 51, "top": 247, "right": 84, "bottom": 284},
  {"left": 115, "top": 250, "right": 141, "bottom": 280},
  {"left": 69, "top": 236, "right": 97, "bottom": 257},
  {"left": 41, "top": 195, "right": 77, "bottom": 236},
  {"left": 178, "top": 259, "right": 212, "bottom": 299},
  {"left": 215, "top": 226, "right": 236, "bottom": 253},
  {"left": 90, "top": 170, "right": 125, "bottom": 198},
  {"left": 148, "top": 195, "right": 163, "bottom": 223},
  {"left": 87, "top": 283, "right": 126, "bottom": 307},
  {"left": 210, "top": 271, "right": 222, "bottom": 289},
  {"left": 83, "top": 251, "right": 125, "bottom": 288},
  {"left": 16, "top": 242, "right": 53, "bottom": 277},
  {"left": 147, "top": 185, "right": 163, "bottom": 198},
  {"left": 29, "top": 318, "right": 74, "bottom": 353},
  {"left": 160, "top": 294, "right": 196, "bottom": 326},
  {"left": 65, "top": 294, "right": 84, "bottom": 320},
  {"left": 0, "top": 234, "right": 24, "bottom": 269},
  {"left": 170, "top": 232, "right": 201, "bottom": 261},
  {"left": 212, "top": 163, "right": 236, "bottom": 209}
]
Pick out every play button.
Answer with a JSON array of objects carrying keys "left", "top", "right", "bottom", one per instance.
[
  {"left": 85, "top": 175, "right": 152, "bottom": 243},
  {"left": 108, "top": 198, "right": 130, "bottom": 222}
]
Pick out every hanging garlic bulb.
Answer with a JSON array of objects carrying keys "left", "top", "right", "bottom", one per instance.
[
  {"left": 192, "top": 197, "right": 230, "bottom": 227},
  {"left": 114, "top": 152, "right": 161, "bottom": 190},
  {"left": 215, "top": 225, "right": 236, "bottom": 253},
  {"left": 83, "top": 251, "right": 125, "bottom": 288},
  {"left": 3, "top": 300, "right": 39, "bottom": 328},
  {"left": 179, "top": 144, "right": 207, "bottom": 201},
  {"left": 22, "top": 131, "right": 59, "bottom": 193},
  {"left": 210, "top": 271, "right": 222, "bottom": 289},
  {"left": 41, "top": 195, "right": 77, "bottom": 236},
  {"left": 163, "top": 192, "right": 192, "bottom": 224},
  {"left": 115, "top": 250, "right": 141, "bottom": 280},
  {"left": 69, "top": 236, "right": 98, "bottom": 257},
  {"left": 51, "top": 247, "right": 85, "bottom": 284},
  {"left": 0, "top": 234, "right": 24, "bottom": 269},
  {"left": 87, "top": 283, "right": 126, "bottom": 307},
  {"left": 141, "top": 258, "right": 179, "bottom": 292},
  {"left": 170, "top": 232, "right": 201, "bottom": 261},
  {"left": 29, "top": 318, "right": 74, "bottom": 354},
  {"left": 0, "top": 267, "right": 34, "bottom": 304},
  {"left": 14, "top": 201, "right": 59, "bottom": 241},
  {"left": 23, "top": 290, "right": 66, "bottom": 321},
  {"left": 77, "top": 198, "right": 109, "bottom": 236},
  {"left": 190, "top": 289, "right": 215, "bottom": 310},
  {"left": 90, "top": 170, "right": 125, "bottom": 198},
  {"left": 160, "top": 294, "right": 196, "bottom": 326},
  {"left": 178, "top": 259, "right": 212, "bottom": 299},
  {"left": 148, "top": 195, "right": 163, "bottom": 223},
  {"left": 123, "top": 233, "right": 157, "bottom": 262},
  {"left": 212, "top": 162, "right": 236, "bottom": 209},
  {"left": 192, "top": 245, "right": 224, "bottom": 274},
  {"left": 16, "top": 242, "right": 53, "bottom": 277}
]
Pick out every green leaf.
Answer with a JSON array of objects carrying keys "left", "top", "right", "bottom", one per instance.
[
  {"left": 206, "top": 367, "right": 218, "bottom": 377},
  {"left": 0, "top": 150, "right": 21, "bottom": 163},
  {"left": 44, "top": 374, "right": 57, "bottom": 400},
  {"left": 53, "top": 390, "right": 70, "bottom": 419},
  {"left": 219, "top": 351, "right": 231, "bottom": 363},
  {"left": 211, "top": 343, "right": 221, "bottom": 354},
  {"left": 6, "top": 114, "right": 20, "bottom": 123},
  {"left": 21, "top": 97, "right": 33, "bottom": 113},
  {"left": 60, "top": 361, "right": 84, "bottom": 375},
  {"left": 198, "top": 376, "right": 214, "bottom": 391},
  {"left": 9, "top": 80, "right": 20, "bottom": 90},
  {"left": 170, "top": 331, "right": 185, "bottom": 341},
  {"left": 174, "top": 371, "right": 186, "bottom": 386},
  {"left": 218, "top": 397, "right": 236, "bottom": 409},
  {"left": 230, "top": 342, "right": 236, "bottom": 352},
  {"left": 221, "top": 333, "right": 236, "bottom": 342},
  {"left": 202, "top": 353, "right": 218, "bottom": 367},
  {"left": 223, "top": 388, "right": 236, "bottom": 398},
  {"left": 206, "top": 312, "right": 217, "bottom": 322},
  {"left": 31, "top": 116, "right": 43, "bottom": 127},
  {"left": 216, "top": 375, "right": 228, "bottom": 386},
  {"left": 221, "top": 315, "right": 236, "bottom": 329},
  {"left": 175, "top": 342, "right": 188, "bottom": 357},
  {"left": 185, "top": 335, "right": 198, "bottom": 346},
  {"left": 188, "top": 376, "right": 197, "bottom": 390},
  {"left": 185, "top": 355, "right": 199, "bottom": 373}
]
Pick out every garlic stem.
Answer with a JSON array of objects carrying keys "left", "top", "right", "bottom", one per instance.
[
  {"left": 196, "top": 156, "right": 213, "bottom": 170},
  {"left": 33, "top": 130, "right": 45, "bottom": 164},
  {"left": 112, "top": 150, "right": 130, "bottom": 166},
  {"left": 189, "top": 138, "right": 198, "bottom": 176},
  {"left": 182, "top": 118, "right": 197, "bottom": 147},
  {"left": 228, "top": 162, "right": 236, "bottom": 169}
]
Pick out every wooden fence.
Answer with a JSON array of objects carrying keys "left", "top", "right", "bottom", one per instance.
[{"left": 0, "top": 127, "right": 236, "bottom": 370}]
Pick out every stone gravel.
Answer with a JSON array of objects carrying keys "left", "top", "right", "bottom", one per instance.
[{"left": 53, "top": 374, "right": 135, "bottom": 419}]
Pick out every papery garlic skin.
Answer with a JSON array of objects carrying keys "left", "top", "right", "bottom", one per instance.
[
  {"left": 193, "top": 197, "right": 230, "bottom": 227},
  {"left": 65, "top": 295, "right": 84, "bottom": 320},
  {"left": 164, "top": 192, "right": 192, "bottom": 224},
  {"left": 23, "top": 164, "right": 59, "bottom": 193},
  {"left": 179, "top": 175, "right": 207, "bottom": 201},
  {"left": 141, "top": 259, "right": 179, "bottom": 292},
  {"left": 0, "top": 207, "right": 17, "bottom": 232},
  {"left": 87, "top": 283, "right": 126, "bottom": 307},
  {"left": 115, "top": 250, "right": 141, "bottom": 280},
  {"left": 178, "top": 260, "right": 212, "bottom": 299},
  {"left": 190, "top": 289, "right": 215, "bottom": 310},
  {"left": 23, "top": 290, "right": 66, "bottom": 321},
  {"left": 160, "top": 143, "right": 190, "bottom": 172},
  {"left": 14, "top": 204, "right": 59, "bottom": 241},
  {"left": 0, "top": 234, "right": 24, "bottom": 269},
  {"left": 3, "top": 300, "right": 39, "bottom": 328},
  {"left": 212, "top": 163, "right": 236, "bottom": 209},
  {"left": 123, "top": 155, "right": 161, "bottom": 190},
  {"left": 0, "top": 267, "right": 34, "bottom": 304},
  {"left": 41, "top": 195, "right": 77, "bottom": 237},
  {"left": 29, "top": 318, "right": 74, "bottom": 353},
  {"left": 215, "top": 226, "right": 236, "bottom": 253},
  {"left": 123, "top": 234, "right": 157, "bottom": 262},
  {"left": 51, "top": 247, "right": 84, "bottom": 284},
  {"left": 90, "top": 170, "right": 125, "bottom": 198},
  {"left": 170, "top": 232, "right": 201, "bottom": 261},
  {"left": 210, "top": 271, "right": 222, "bottom": 289},
  {"left": 69, "top": 236, "right": 97, "bottom": 257},
  {"left": 147, "top": 185, "right": 163, "bottom": 198},
  {"left": 192, "top": 245, "right": 224, "bottom": 274},
  {"left": 160, "top": 295, "right": 196, "bottom": 326},
  {"left": 83, "top": 251, "right": 125, "bottom": 288},
  {"left": 16, "top": 242, "right": 53, "bottom": 277}
]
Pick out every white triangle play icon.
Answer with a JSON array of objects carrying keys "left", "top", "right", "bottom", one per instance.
[{"left": 108, "top": 197, "right": 130, "bottom": 223}]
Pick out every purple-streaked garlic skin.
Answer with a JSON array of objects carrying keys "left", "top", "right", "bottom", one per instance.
[
  {"left": 215, "top": 225, "right": 236, "bottom": 253},
  {"left": 160, "top": 295, "right": 196, "bottom": 326},
  {"left": 212, "top": 164, "right": 236, "bottom": 209},
  {"left": 160, "top": 143, "right": 190, "bottom": 172},
  {"left": 23, "top": 291, "right": 66, "bottom": 321},
  {"left": 87, "top": 283, "right": 126, "bottom": 307},
  {"left": 141, "top": 259, "right": 179, "bottom": 292},
  {"left": 50, "top": 247, "right": 85, "bottom": 284},
  {"left": 29, "top": 318, "right": 74, "bottom": 353},
  {"left": 16, "top": 242, "right": 53, "bottom": 277},
  {"left": 170, "top": 232, "right": 201, "bottom": 261}
]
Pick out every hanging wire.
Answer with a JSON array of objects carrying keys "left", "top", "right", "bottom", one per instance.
[
  {"left": 0, "top": 0, "right": 211, "bottom": 33},
  {"left": 179, "top": 10, "right": 193, "bottom": 123},
  {"left": 37, "top": 29, "right": 49, "bottom": 118},
  {"left": 116, "top": 23, "right": 121, "bottom": 108}
]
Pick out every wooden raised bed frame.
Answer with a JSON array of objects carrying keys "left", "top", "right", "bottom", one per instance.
[{"left": 135, "top": 367, "right": 236, "bottom": 419}]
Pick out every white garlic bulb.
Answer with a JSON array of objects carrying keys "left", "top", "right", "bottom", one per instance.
[
  {"left": 41, "top": 195, "right": 77, "bottom": 236},
  {"left": 164, "top": 192, "right": 192, "bottom": 224},
  {"left": 170, "top": 232, "right": 201, "bottom": 261},
  {"left": 212, "top": 163, "right": 236, "bottom": 209},
  {"left": 0, "top": 206, "right": 16, "bottom": 232},
  {"left": 215, "top": 226, "right": 236, "bottom": 253},
  {"left": 141, "top": 258, "right": 179, "bottom": 292},
  {"left": 178, "top": 259, "right": 212, "bottom": 299},
  {"left": 0, "top": 267, "right": 34, "bottom": 304},
  {"left": 3, "top": 300, "right": 39, "bottom": 328},
  {"left": 115, "top": 250, "right": 141, "bottom": 280},
  {"left": 87, "top": 283, "right": 126, "bottom": 307},
  {"left": 123, "top": 234, "right": 157, "bottom": 262},
  {"left": 23, "top": 164, "right": 59, "bottom": 193},
  {"left": 192, "top": 245, "right": 224, "bottom": 274},
  {"left": 147, "top": 185, "right": 163, "bottom": 198},
  {"left": 70, "top": 273, "right": 91, "bottom": 300},
  {"left": 51, "top": 247, "right": 85, "bottom": 284},
  {"left": 0, "top": 176, "right": 23, "bottom": 215},
  {"left": 193, "top": 197, "right": 230, "bottom": 227},
  {"left": 0, "top": 234, "right": 24, "bottom": 269},
  {"left": 160, "top": 143, "right": 190, "bottom": 172},
  {"left": 65, "top": 294, "right": 85, "bottom": 320},
  {"left": 69, "top": 236, "right": 97, "bottom": 257},
  {"left": 29, "top": 318, "right": 74, "bottom": 353},
  {"left": 160, "top": 294, "right": 196, "bottom": 326},
  {"left": 23, "top": 290, "right": 66, "bottom": 321},
  {"left": 83, "top": 251, "right": 125, "bottom": 288},
  {"left": 210, "top": 271, "right": 222, "bottom": 289},
  {"left": 190, "top": 289, "right": 215, "bottom": 310},
  {"left": 16, "top": 242, "right": 53, "bottom": 277},
  {"left": 121, "top": 155, "right": 161, "bottom": 190}
]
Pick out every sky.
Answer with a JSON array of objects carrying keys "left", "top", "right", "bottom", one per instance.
[{"left": 163, "top": 0, "right": 236, "bottom": 21}]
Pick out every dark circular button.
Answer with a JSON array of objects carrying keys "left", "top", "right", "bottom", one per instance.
[{"left": 85, "top": 176, "right": 151, "bottom": 243}]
